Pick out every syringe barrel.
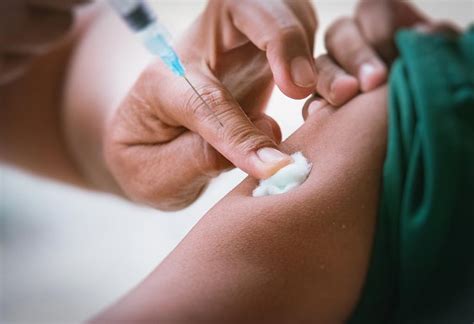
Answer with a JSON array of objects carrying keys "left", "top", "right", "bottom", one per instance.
[
  {"left": 109, "top": 0, "right": 185, "bottom": 76},
  {"left": 138, "top": 23, "right": 185, "bottom": 76}
]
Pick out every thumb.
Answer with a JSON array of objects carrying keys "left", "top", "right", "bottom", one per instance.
[{"left": 173, "top": 73, "right": 292, "bottom": 179}]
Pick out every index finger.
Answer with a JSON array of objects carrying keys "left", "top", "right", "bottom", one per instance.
[{"left": 227, "top": 0, "right": 318, "bottom": 99}]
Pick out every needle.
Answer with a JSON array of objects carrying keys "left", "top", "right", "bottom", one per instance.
[
  {"left": 109, "top": 0, "right": 223, "bottom": 127},
  {"left": 183, "top": 76, "right": 224, "bottom": 127}
]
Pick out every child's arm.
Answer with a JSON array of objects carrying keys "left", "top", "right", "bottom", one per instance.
[{"left": 94, "top": 86, "right": 388, "bottom": 323}]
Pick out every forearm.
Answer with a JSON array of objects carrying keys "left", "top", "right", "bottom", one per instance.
[{"left": 95, "top": 86, "right": 388, "bottom": 322}]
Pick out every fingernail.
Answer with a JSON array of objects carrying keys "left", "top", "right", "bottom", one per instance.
[
  {"left": 329, "top": 74, "right": 359, "bottom": 106},
  {"left": 359, "top": 63, "right": 378, "bottom": 92},
  {"left": 257, "top": 147, "right": 291, "bottom": 164},
  {"left": 255, "top": 148, "right": 293, "bottom": 178},
  {"left": 291, "top": 56, "right": 316, "bottom": 88},
  {"left": 308, "top": 99, "right": 326, "bottom": 116}
]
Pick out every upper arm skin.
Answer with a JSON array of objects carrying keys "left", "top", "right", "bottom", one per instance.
[
  {"left": 95, "top": 87, "right": 388, "bottom": 323},
  {"left": 0, "top": 4, "right": 101, "bottom": 186}
]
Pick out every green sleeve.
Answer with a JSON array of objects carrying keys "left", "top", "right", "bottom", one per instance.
[{"left": 350, "top": 27, "right": 474, "bottom": 323}]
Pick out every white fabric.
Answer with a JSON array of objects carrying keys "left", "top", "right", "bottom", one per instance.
[{"left": 252, "top": 152, "right": 312, "bottom": 197}]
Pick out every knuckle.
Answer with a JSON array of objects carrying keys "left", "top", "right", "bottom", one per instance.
[
  {"left": 103, "top": 145, "right": 160, "bottom": 207},
  {"left": 325, "top": 16, "right": 352, "bottom": 49},
  {"left": 104, "top": 129, "right": 211, "bottom": 211},
  {"left": 126, "top": 157, "right": 207, "bottom": 211}
]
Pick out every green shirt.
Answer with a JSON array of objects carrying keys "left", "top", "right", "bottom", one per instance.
[{"left": 350, "top": 27, "right": 474, "bottom": 323}]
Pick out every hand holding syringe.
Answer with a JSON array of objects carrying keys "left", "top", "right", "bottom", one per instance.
[
  {"left": 109, "top": 0, "right": 222, "bottom": 126},
  {"left": 102, "top": 0, "right": 321, "bottom": 209}
]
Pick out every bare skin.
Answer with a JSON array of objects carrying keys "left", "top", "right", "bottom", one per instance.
[
  {"left": 311, "top": 1, "right": 461, "bottom": 116},
  {"left": 1, "top": 0, "right": 320, "bottom": 209},
  {"left": 0, "top": 2, "right": 96, "bottom": 187},
  {"left": 0, "top": 1, "right": 462, "bottom": 322},
  {"left": 93, "top": 86, "right": 388, "bottom": 323},
  {"left": 63, "top": 1, "right": 320, "bottom": 210},
  {"left": 1, "top": 0, "right": 418, "bottom": 210}
]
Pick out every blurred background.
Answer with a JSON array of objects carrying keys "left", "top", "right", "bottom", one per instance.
[{"left": 1, "top": 0, "right": 472, "bottom": 323}]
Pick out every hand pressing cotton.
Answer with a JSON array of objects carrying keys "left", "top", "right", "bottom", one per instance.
[{"left": 252, "top": 152, "right": 312, "bottom": 197}]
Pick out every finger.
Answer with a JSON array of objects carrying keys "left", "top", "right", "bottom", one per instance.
[
  {"left": 314, "top": 54, "right": 359, "bottom": 106},
  {"left": 355, "top": 0, "right": 398, "bottom": 63},
  {"left": 184, "top": 79, "right": 292, "bottom": 179},
  {"left": 148, "top": 65, "right": 293, "bottom": 180},
  {"left": 107, "top": 130, "right": 229, "bottom": 210},
  {"left": 108, "top": 106, "right": 283, "bottom": 210},
  {"left": 356, "top": 1, "right": 429, "bottom": 63},
  {"left": 228, "top": 0, "right": 317, "bottom": 99},
  {"left": 302, "top": 95, "right": 328, "bottom": 121},
  {"left": 284, "top": 0, "right": 318, "bottom": 49},
  {"left": 325, "top": 18, "right": 387, "bottom": 93},
  {"left": 301, "top": 95, "right": 336, "bottom": 123}
]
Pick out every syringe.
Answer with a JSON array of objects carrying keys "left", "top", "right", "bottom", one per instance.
[{"left": 109, "top": 0, "right": 223, "bottom": 127}]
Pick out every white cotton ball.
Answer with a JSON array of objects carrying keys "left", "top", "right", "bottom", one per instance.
[{"left": 252, "top": 152, "right": 312, "bottom": 197}]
